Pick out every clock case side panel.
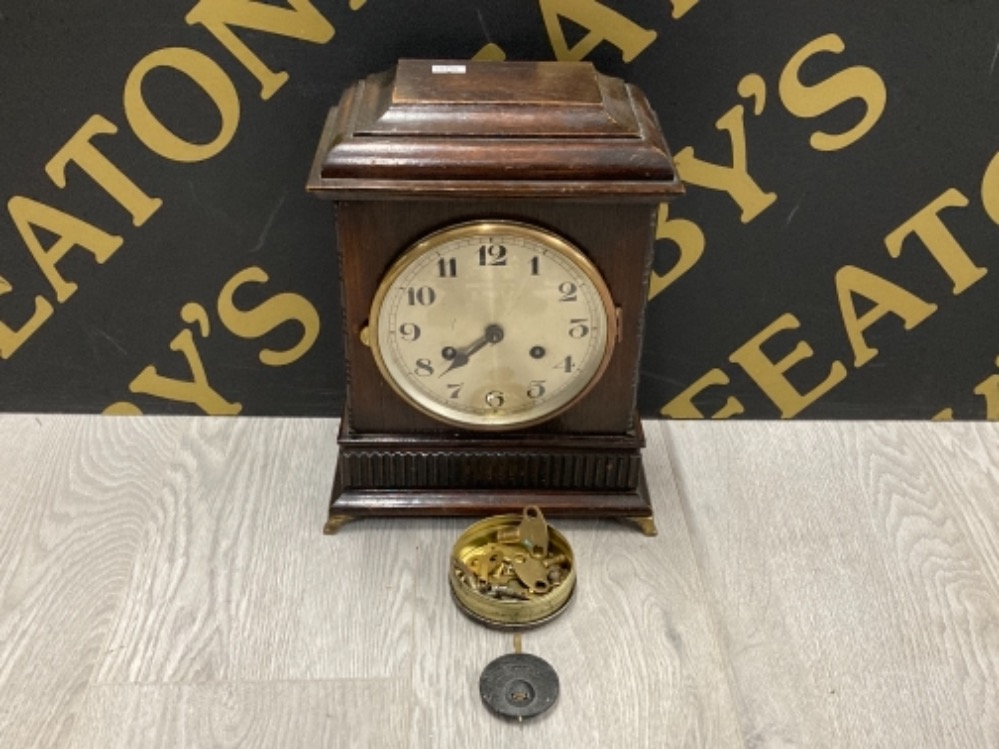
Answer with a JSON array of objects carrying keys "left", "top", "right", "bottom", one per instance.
[{"left": 334, "top": 199, "right": 657, "bottom": 439}]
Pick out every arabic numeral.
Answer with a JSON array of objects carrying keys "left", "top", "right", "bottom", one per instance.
[
  {"left": 568, "top": 318, "right": 589, "bottom": 338},
  {"left": 558, "top": 281, "right": 577, "bottom": 302},
  {"left": 527, "top": 380, "right": 547, "bottom": 398},
  {"left": 399, "top": 323, "right": 421, "bottom": 341},
  {"left": 555, "top": 355, "right": 575, "bottom": 373},
  {"left": 478, "top": 244, "right": 507, "bottom": 266},
  {"left": 437, "top": 257, "right": 457, "bottom": 278},
  {"left": 407, "top": 286, "right": 436, "bottom": 306},
  {"left": 414, "top": 358, "right": 434, "bottom": 376}
]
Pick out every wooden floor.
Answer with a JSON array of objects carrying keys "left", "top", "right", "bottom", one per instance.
[{"left": 1, "top": 415, "right": 997, "bottom": 748}]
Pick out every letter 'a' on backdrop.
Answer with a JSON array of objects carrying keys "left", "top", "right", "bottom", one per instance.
[{"left": 0, "top": 1, "right": 997, "bottom": 419}]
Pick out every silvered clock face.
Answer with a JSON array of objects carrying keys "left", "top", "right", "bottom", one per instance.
[{"left": 368, "top": 220, "right": 617, "bottom": 430}]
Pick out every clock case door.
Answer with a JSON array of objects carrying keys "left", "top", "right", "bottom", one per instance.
[{"left": 308, "top": 60, "right": 682, "bottom": 527}]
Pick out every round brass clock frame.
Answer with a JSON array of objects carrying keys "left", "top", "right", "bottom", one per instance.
[
  {"left": 449, "top": 512, "right": 576, "bottom": 629},
  {"left": 367, "top": 220, "right": 618, "bottom": 431}
]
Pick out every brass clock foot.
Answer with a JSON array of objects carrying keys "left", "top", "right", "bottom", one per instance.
[
  {"left": 324, "top": 514, "right": 355, "bottom": 535},
  {"left": 625, "top": 516, "right": 658, "bottom": 537}
]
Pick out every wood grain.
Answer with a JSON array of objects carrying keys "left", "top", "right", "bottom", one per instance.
[
  {"left": 0, "top": 414, "right": 184, "bottom": 748},
  {"left": 3, "top": 416, "right": 998, "bottom": 747},
  {"left": 666, "top": 421, "right": 999, "bottom": 748},
  {"left": 406, "top": 420, "right": 743, "bottom": 748},
  {"left": 66, "top": 680, "right": 409, "bottom": 749},
  {"left": 94, "top": 417, "right": 417, "bottom": 683}
]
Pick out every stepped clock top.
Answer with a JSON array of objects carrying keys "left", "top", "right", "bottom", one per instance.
[{"left": 307, "top": 59, "right": 682, "bottom": 200}]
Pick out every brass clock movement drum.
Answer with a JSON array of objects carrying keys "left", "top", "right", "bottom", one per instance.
[
  {"left": 308, "top": 59, "right": 682, "bottom": 534},
  {"left": 450, "top": 506, "right": 576, "bottom": 629}
]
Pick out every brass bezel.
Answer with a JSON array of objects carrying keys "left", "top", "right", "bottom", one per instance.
[{"left": 368, "top": 220, "right": 617, "bottom": 431}]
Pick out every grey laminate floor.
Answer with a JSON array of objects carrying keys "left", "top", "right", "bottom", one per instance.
[{"left": 1, "top": 415, "right": 996, "bottom": 748}]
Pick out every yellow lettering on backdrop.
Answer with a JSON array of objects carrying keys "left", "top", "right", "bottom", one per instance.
[
  {"left": 737, "top": 74, "right": 767, "bottom": 115},
  {"left": 981, "top": 152, "right": 999, "bottom": 225},
  {"left": 659, "top": 368, "right": 745, "bottom": 419},
  {"left": 973, "top": 363, "right": 999, "bottom": 420},
  {"left": 128, "top": 325, "right": 242, "bottom": 414},
  {"left": 539, "top": 0, "right": 656, "bottom": 62},
  {"left": 933, "top": 358, "right": 999, "bottom": 421},
  {"left": 674, "top": 98, "right": 777, "bottom": 223},
  {"left": 124, "top": 47, "right": 240, "bottom": 163},
  {"left": 728, "top": 313, "right": 847, "bottom": 418},
  {"left": 648, "top": 202, "right": 705, "bottom": 301},
  {"left": 668, "top": 0, "right": 701, "bottom": 20},
  {"left": 7, "top": 196, "right": 123, "bottom": 303},
  {"left": 779, "top": 33, "right": 887, "bottom": 152},
  {"left": 45, "top": 115, "right": 163, "bottom": 227},
  {"left": 217, "top": 266, "right": 320, "bottom": 366},
  {"left": 185, "top": 0, "right": 334, "bottom": 101},
  {"left": 0, "top": 275, "right": 54, "bottom": 359},
  {"left": 473, "top": 43, "right": 506, "bottom": 62},
  {"left": 835, "top": 265, "right": 937, "bottom": 367},
  {"left": 884, "top": 189, "right": 985, "bottom": 294},
  {"left": 103, "top": 401, "right": 144, "bottom": 415}
]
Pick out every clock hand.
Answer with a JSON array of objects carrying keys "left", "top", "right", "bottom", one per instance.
[{"left": 440, "top": 324, "right": 504, "bottom": 376}]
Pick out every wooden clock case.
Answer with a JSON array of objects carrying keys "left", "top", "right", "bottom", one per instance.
[{"left": 307, "top": 60, "right": 682, "bottom": 533}]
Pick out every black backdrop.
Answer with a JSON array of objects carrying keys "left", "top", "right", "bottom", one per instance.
[{"left": 1, "top": 1, "right": 997, "bottom": 418}]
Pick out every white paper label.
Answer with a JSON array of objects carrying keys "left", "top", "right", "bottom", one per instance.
[{"left": 431, "top": 64, "right": 466, "bottom": 74}]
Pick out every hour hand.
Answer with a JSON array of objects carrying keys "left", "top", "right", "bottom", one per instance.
[
  {"left": 440, "top": 324, "right": 504, "bottom": 376},
  {"left": 439, "top": 348, "right": 473, "bottom": 376}
]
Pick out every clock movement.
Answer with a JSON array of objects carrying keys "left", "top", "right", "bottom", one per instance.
[{"left": 307, "top": 59, "right": 682, "bottom": 534}]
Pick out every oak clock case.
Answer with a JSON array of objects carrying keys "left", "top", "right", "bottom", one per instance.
[{"left": 307, "top": 59, "right": 682, "bottom": 533}]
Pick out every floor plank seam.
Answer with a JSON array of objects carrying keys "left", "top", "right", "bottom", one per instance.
[
  {"left": 659, "top": 423, "right": 750, "bottom": 749},
  {"left": 85, "top": 676, "right": 405, "bottom": 688}
]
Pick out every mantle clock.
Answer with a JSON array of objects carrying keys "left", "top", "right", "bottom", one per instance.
[{"left": 307, "top": 59, "right": 682, "bottom": 534}]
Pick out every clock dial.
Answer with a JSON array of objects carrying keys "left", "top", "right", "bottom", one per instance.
[{"left": 369, "top": 221, "right": 617, "bottom": 430}]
